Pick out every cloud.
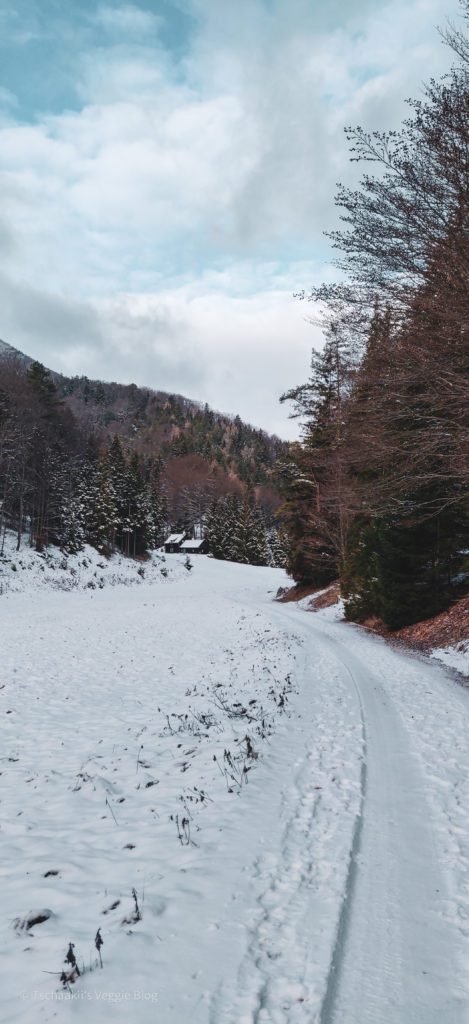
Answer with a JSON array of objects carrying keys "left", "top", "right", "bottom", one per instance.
[
  {"left": 0, "top": 87, "right": 18, "bottom": 110},
  {"left": 94, "top": 4, "right": 162, "bottom": 37},
  {"left": 0, "top": 0, "right": 462, "bottom": 436},
  {"left": 0, "top": 273, "right": 106, "bottom": 365},
  {"left": 0, "top": 265, "right": 319, "bottom": 437},
  {"left": 0, "top": 0, "right": 459, "bottom": 282},
  {"left": 0, "top": 5, "right": 38, "bottom": 46}
]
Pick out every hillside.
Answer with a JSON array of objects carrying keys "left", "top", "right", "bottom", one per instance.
[
  {"left": 0, "top": 340, "right": 289, "bottom": 558},
  {"left": 0, "top": 340, "right": 287, "bottom": 492},
  {"left": 58, "top": 373, "right": 287, "bottom": 489},
  {"left": 0, "top": 339, "right": 31, "bottom": 364}
]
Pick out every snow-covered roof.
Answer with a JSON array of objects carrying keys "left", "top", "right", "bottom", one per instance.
[
  {"left": 180, "top": 538, "right": 205, "bottom": 549},
  {"left": 164, "top": 533, "right": 185, "bottom": 545}
]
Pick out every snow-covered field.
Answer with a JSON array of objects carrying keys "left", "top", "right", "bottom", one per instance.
[{"left": 1, "top": 551, "right": 468, "bottom": 1023}]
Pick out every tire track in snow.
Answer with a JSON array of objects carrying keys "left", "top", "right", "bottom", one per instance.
[
  {"left": 308, "top": 622, "right": 467, "bottom": 1024},
  {"left": 318, "top": 661, "right": 367, "bottom": 1024},
  {"left": 216, "top": 600, "right": 467, "bottom": 1024}
]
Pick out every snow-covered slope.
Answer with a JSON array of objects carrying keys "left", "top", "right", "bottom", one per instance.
[
  {"left": 0, "top": 339, "right": 30, "bottom": 363},
  {"left": 0, "top": 532, "right": 185, "bottom": 596},
  {"left": 431, "top": 639, "right": 469, "bottom": 675},
  {"left": 1, "top": 558, "right": 468, "bottom": 1023}
]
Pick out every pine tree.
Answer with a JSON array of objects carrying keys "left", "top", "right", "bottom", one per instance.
[
  {"left": 280, "top": 328, "right": 354, "bottom": 585},
  {"left": 27, "top": 362, "right": 60, "bottom": 417},
  {"left": 342, "top": 303, "right": 469, "bottom": 627},
  {"left": 56, "top": 458, "right": 87, "bottom": 554},
  {"left": 122, "top": 453, "right": 146, "bottom": 555},
  {"left": 206, "top": 497, "right": 233, "bottom": 560},
  {"left": 87, "top": 456, "right": 117, "bottom": 552},
  {"left": 107, "top": 436, "right": 127, "bottom": 549},
  {"left": 267, "top": 526, "right": 288, "bottom": 568},
  {"left": 206, "top": 493, "right": 270, "bottom": 566},
  {"left": 243, "top": 503, "right": 270, "bottom": 566}
]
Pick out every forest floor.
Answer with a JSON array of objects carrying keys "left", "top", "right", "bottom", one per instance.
[
  {"left": 393, "top": 593, "right": 469, "bottom": 675},
  {"left": 1, "top": 552, "right": 468, "bottom": 1023}
]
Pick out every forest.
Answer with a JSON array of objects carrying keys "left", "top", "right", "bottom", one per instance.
[
  {"left": 1, "top": 5, "right": 469, "bottom": 618},
  {"left": 280, "top": 6, "right": 469, "bottom": 629},
  {"left": 0, "top": 351, "right": 286, "bottom": 566}
]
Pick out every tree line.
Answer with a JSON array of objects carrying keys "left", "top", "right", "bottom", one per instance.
[
  {"left": 205, "top": 493, "right": 287, "bottom": 567},
  {"left": 60, "top": 372, "right": 286, "bottom": 487},
  {"left": 280, "top": 4, "right": 469, "bottom": 628},
  {"left": 0, "top": 359, "right": 168, "bottom": 555},
  {"left": 0, "top": 356, "right": 285, "bottom": 566}
]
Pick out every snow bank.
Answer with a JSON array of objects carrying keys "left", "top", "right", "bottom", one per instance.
[
  {"left": 431, "top": 640, "right": 469, "bottom": 676},
  {"left": 0, "top": 531, "right": 185, "bottom": 596}
]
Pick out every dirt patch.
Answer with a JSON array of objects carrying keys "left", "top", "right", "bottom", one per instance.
[
  {"left": 357, "top": 594, "right": 469, "bottom": 655},
  {"left": 393, "top": 594, "right": 469, "bottom": 651},
  {"left": 309, "top": 583, "right": 341, "bottom": 611},
  {"left": 278, "top": 577, "right": 469, "bottom": 660},
  {"left": 276, "top": 581, "right": 341, "bottom": 610},
  {"left": 276, "top": 583, "right": 322, "bottom": 603}
]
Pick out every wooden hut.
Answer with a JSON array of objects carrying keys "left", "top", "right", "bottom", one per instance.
[
  {"left": 164, "top": 533, "right": 186, "bottom": 553},
  {"left": 180, "top": 538, "right": 209, "bottom": 555}
]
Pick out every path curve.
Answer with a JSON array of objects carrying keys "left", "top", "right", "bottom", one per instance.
[{"left": 227, "top": 600, "right": 468, "bottom": 1024}]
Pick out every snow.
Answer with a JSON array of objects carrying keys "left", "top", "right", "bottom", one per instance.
[
  {"left": 1, "top": 551, "right": 468, "bottom": 1023},
  {"left": 164, "top": 534, "right": 186, "bottom": 546},
  {"left": 0, "top": 532, "right": 185, "bottom": 596},
  {"left": 180, "top": 539, "right": 205, "bottom": 550},
  {"left": 431, "top": 640, "right": 469, "bottom": 676}
]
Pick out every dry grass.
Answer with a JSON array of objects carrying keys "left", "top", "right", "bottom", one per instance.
[
  {"left": 276, "top": 583, "right": 323, "bottom": 604},
  {"left": 394, "top": 594, "right": 469, "bottom": 651},
  {"left": 276, "top": 581, "right": 341, "bottom": 610},
  {"left": 359, "top": 594, "right": 469, "bottom": 655},
  {"left": 309, "top": 583, "right": 341, "bottom": 611}
]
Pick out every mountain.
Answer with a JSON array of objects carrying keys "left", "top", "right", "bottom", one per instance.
[
  {"left": 0, "top": 339, "right": 31, "bottom": 364},
  {"left": 0, "top": 339, "right": 287, "bottom": 488},
  {"left": 0, "top": 339, "right": 289, "bottom": 562},
  {"left": 58, "top": 373, "right": 286, "bottom": 488}
]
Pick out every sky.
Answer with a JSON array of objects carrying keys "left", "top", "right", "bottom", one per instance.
[{"left": 0, "top": 0, "right": 462, "bottom": 438}]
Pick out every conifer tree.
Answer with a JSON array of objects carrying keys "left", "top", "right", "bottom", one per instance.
[
  {"left": 88, "top": 457, "right": 117, "bottom": 551},
  {"left": 107, "top": 435, "right": 127, "bottom": 548},
  {"left": 280, "top": 327, "right": 354, "bottom": 585},
  {"left": 206, "top": 493, "right": 271, "bottom": 566},
  {"left": 122, "top": 452, "right": 146, "bottom": 555},
  {"left": 27, "top": 362, "right": 60, "bottom": 418},
  {"left": 206, "top": 496, "right": 233, "bottom": 560},
  {"left": 267, "top": 526, "right": 288, "bottom": 568},
  {"left": 55, "top": 458, "right": 87, "bottom": 554}
]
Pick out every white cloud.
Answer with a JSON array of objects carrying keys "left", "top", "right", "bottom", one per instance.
[
  {"left": 0, "top": 264, "right": 320, "bottom": 437},
  {"left": 0, "top": 87, "right": 18, "bottom": 110},
  {"left": 0, "top": 0, "right": 462, "bottom": 435},
  {"left": 94, "top": 4, "right": 162, "bottom": 38}
]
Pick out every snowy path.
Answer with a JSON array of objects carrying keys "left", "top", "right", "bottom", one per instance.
[
  {"left": 215, "top": 601, "right": 469, "bottom": 1023},
  {"left": 312, "top": 635, "right": 459, "bottom": 1024},
  {"left": 1, "top": 557, "right": 468, "bottom": 1023},
  {"left": 285, "top": 613, "right": 468, "bottom": 1024}
]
